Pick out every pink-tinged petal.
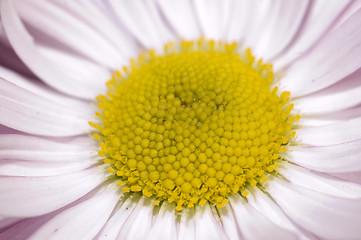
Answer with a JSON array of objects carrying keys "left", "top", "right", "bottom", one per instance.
[
  {"left": 28, "top": 187, "right": 119, "bottom": 240},
  {"left": 297, "top": 117, "right": 361, "bottom": 146},
  {"left": 329, "top": 0, "right": 361, "bottom": 32},
  {"left": 299, "top": 104, "right": 361, "bottom": 127},
  {"left": 59, "top": 0, "right": 138, "bottom": 62},
  {"left": 267, "top": 177, "right": 361, "bottom": 240},
  {"left": 157, "top": 0, "right": 201, "bottom": 39},
  {"left": 0, "top": 78, "right": 90, "bottom": 137},
  {"left": 0, "top": 211, "right": 59, "bottom": 240},
  {"left": 15, "top": 0, "right": 122, "bottom": 69},
  {"left": 0, "top": 0, "right": 105, "bottom": 99},
  {"left": 116, "top": 196, "right": 153, "bottom": 240},
  {"left": 108, "top": 0, "right": 174, "bottom": 50},
  {"left": 0, "top": 134, "right": 95, "bottom": 162},
  {"left": 177, "top": 208, "right": 196, "bottom": 240},
  {"left": 246, "top": 187, "right": 315, "bottom": 240},
  {"left": 218, "top": 205, "right": 243, "bottom": 240},
  {"left": 274, "top": 0, "right": 353, "bottom": 70},
  {"left": 0, "top": 66, "right": 92, "bottom": 116},
  {"left": 329, "top": 171, "right": 361, "bottom": 185},
  {"left": 229, "top": 194, "right": 298, "bottom": 240},
  {"left": 146, "top": 203, "right": 177, "bottom": 240},
  {"left": 279, "top": 162, "right": 361, "bottom": 198},
  {"left": 296, "top": 69, "right": 361, "bottom": 114},
  {"left": 0, "top": 167, "right": 103, "bottom": 217},
  {"left": 0, "top": 217, "right": 21, "bottom": 231},
  {"left": 252, "top": 0, "right": 310, "bottom": 61},
  {"left": 281, "top": 8, "right": 361, "bottom": 97},
  {"left": 95, "top": 195, "right": 139, "bottom": 240},
  {"left": 194, "top": 204, "right": 229, "bottom": 240},
  {"left": 193, "top": 0, "right": 231, "bottom": 40},
  {"left": 288, "top": 140, "right": 361, "bottom": 173},
  {"left": 0, "top": 159, "right": 96, "bottom": 177}
]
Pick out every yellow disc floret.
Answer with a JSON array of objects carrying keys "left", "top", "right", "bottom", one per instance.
[{"left": 90, "top": 39, "right": 299, "bottom": 211}]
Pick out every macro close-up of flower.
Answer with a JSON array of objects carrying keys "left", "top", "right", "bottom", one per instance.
[{"left": 1, "top": 0, "right": 361, "bottom": 239}]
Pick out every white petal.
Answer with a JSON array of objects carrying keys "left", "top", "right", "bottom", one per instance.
[
  {"left": 224, "top": 0, "right": 254, "bottom": 42},
  {"left": 0, "top": 167, "right": 103, "bottom": 217},
  {"left": 16, "top": 0, "right": 122, "bottom": 69},
  {"left": 297, "top": 117, "right": 361, "bottom": 146},
  {"left": 109, "top": 0, "right": 174, "bottom": 50},
  {"left": 229, "top": 194, "right": 298, "bottom": 240},
  {"left": 278, "top": 162, "right": 361, "bottom": 198},
  {"left": 288, "top": 140, "right": 361, "bottom": 173},
  {"left": 274, "top": 0, "right": 352, "bottom": 70},
  {"left": 193, "top": 0, "right": 231, "bottom": 40},
  {"left": 116, "top": 196, "right": 153, "bottom": 240},
  {"left": 295, "top": 69, "right": 361, "bottom": 115},
  {"left": 61, "top": 0, "right": 138, "bottom": 62},
  {"left": 0, "top": 134, "right": 96, "bottom": 162},
  {"left": 157, "top": 0, "right": 201, "bottom": 39},
  {"left": 281, "top": 8, "right": 361, "bottom": 97},
  {"left": 267, "top": 177, "right": 361, "bottom": 240},
  {"left": 194, "top": 204, "right": 229, "bottom": 240},
  {"left": 0, "top": 159, "right": 95, "bottom": 177},
  {"left": 177, "top": 208, "right": 196, "bottom": 240},
  {"left": 146, "top": 203, "right": 177, "bottom": 240},
  {"left": 0, "top": 66, "right": 91, "bottom": 112},
  {"left": 95, "top": 195, "right": 140, "bottom": 240},
  {"left": 0, "top": 0, "right": 102, "bottom": 99},
  {"left": 252, "top": 0, "right": 310, "bottom": 61},
  {"left": 0, "top": 77, "right": 91, "bottom": 137},
  {"left": 246, "top": 187, "right": 313, "bottom": 240},
  {"left": 329, "top": 171, "right": 361, "bottom": 185},
  {"left": 217, "top": 205, "right": 243, "bottom": 240},
  {"left": 28, "top": 187, "right": 119, "bottom": 240}
]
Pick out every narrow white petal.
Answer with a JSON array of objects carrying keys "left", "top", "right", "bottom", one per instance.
[
  {"left": 252, "top": 0, "right": 310, "bottom": 61},
  {"left": 116, "top": 196, "right": 153, "bottom": 240},
  {"left": 229, "top": 194, "right": 298, "bottom": 240},
  {"left": 274, "top": 0, "right": 352, "bottom": 70},
  {"left": 281, "top": 8, "right": 361, "bottom": 97},
  {"left": 267, "top": 177, "right": 361, "bottom": 240},
  {"left": 146, "top": 203, "right": 177, "bottom": 240},
  {"left": 95, "top": 195, "right": 140, "bottom": 240},
  {"left": 0, "top": 168, "right": 103, "bottom": 217},
  {"left": 0, "top": 66, "right": 91, "bottom": 113},
  {"left": 0, "top": 159, "right": 95, "bottom": 177},
  {"left": 64, "top": 0, "right": 138, "bottom": 61},
  {"left": 225, "top": 0, "right": 255, "bottom": 42},
  {"left": 193, "top": 0, "right": 231, "bottom": 40},
  {"left": 297, "top": 117, "right": 361, "bottom": 146},
  {"left": 157, "top": 0, "right": 200, "bottom": 40},
  {"left": 246, "top": 187, "right": 313, "bottom": 240},
  {"left": 0, "top": 134, "right": 95, "bottom": 162},
  {"left": 0, "top": 0, "right": 100, "bottom": 99},
  {"left": 28, "top": 187, "right": 119, "bottom": 240},
  {"left": 194, "top": 204, "right": 229, "bottom": 240},
  {"left": 16, "top": 0, "right": 122, "bottom": 69},
  {"left": 296, "top": 69, "right": 361, "bottom": 114},
  {"left": 177, "top": 208, "right": 196, "bottom": 240},
  {"left": 217, "top": 204, "right": 243, "bottom": 240},
  {"left": 109, "top": 0, "right": 174, "bottom": 50},
  {"left": 278, "top": 162, "right": 361, "bottom": 198},
  {"left": 288, "top": 140, "right": 361, "bottom": 173},
  {"left": 0, "top": 78, "right": 90, "bottom": 136}
]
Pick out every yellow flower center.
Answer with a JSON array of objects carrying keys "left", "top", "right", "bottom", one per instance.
[{"left": 90, "top": 39, "right": 299, "bottom": 211}]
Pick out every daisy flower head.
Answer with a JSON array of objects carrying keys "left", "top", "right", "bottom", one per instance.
[{"left": 1, "top": 1, "right": 361, "bottom": 240}]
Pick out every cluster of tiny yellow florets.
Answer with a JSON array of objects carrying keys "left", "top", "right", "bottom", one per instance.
[{"left": 90, "top": 39, "right": 299, "bottom": 211}]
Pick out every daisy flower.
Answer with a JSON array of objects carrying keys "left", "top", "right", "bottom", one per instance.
[{"left": 1, "top": 0, "right": 361, "bottom": 239}]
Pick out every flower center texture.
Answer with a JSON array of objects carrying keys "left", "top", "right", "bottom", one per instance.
[{"left": 90, "top": 39, "right": 299, "bottom": 211}]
